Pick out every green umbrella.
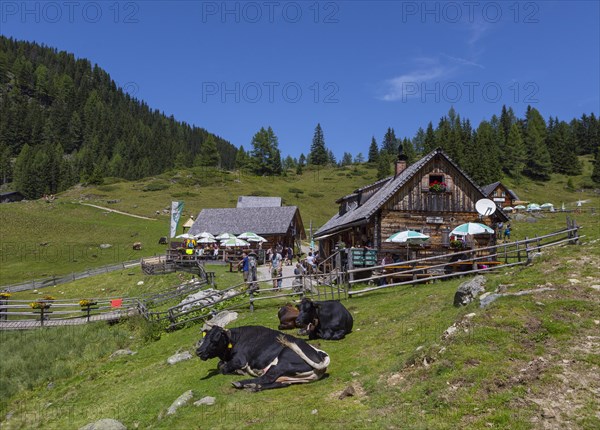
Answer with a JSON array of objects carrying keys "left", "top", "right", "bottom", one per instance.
[{"left": 450, "top": 222, "right": 494, "bottom": 236}]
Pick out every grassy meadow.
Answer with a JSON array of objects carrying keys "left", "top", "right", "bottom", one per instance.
[
  {"left": 1, "top": 222, "right": 598, "bottom": 429},
  {"left": 0, "top": 159, "right": 598, "bottom": 429}
]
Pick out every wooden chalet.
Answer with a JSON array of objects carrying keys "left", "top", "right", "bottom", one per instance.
[
  {"left": 188, "top": 205, "right": 305, "bottom": 249},
  {"left": 481, "top": 181, "right": 520, "bottom": 208},
  {"left": 314, "top": 148, "right": 508, "bottom": 259}
]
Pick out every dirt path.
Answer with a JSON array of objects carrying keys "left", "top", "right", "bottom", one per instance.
[{"left": 80, "top": 203, "right": 156, "bottom": 220}]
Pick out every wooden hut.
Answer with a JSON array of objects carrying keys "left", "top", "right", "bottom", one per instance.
[
  {"left": 188, "top": 205, "right": 305, "bottom": 250},
  {"left": 314, "top": 148, "right": 508, "bottom": 258},
  {"left": 481, "top": 181, "right": 520, "bottom": 208}
]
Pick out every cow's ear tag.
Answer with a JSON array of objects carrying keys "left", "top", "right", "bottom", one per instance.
[
  {"left": 202, "top": 332, "right": 206, "bottom": 337},
  {"left": 227, "top": 343, "right": 233, "bottom": 349}
]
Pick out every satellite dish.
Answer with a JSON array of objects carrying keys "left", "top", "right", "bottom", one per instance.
[{"left": 476, "top": 199, "right": 497, "bottom": 216}]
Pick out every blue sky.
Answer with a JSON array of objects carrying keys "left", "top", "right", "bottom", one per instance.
[{"left": 2, "top": 1, "right": 599, "bottom": 159}]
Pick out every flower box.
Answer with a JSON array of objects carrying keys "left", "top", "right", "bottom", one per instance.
[{"left": 429, "top": 181, "right": 448, "bottom": 193}]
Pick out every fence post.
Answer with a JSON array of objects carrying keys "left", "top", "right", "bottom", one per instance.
[
  {"left": 525, "top": 236, "right": 531, "bottom": 264},
  {"left": 249, "top": 290, "right": 254, "bottom": 312}
]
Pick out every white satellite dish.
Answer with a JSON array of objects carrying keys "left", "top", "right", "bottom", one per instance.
[{"left": 476, "top": 199, "right": 497, "bottom": 216}]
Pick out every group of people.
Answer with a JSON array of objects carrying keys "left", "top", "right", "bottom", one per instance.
[
  {"left": 181, "top": 239, "right": 220, "bottom": 259},
  {"left": 237, "top": 244, "right": 322, "bottom": 293}
]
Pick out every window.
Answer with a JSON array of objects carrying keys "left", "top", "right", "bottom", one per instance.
[{"left": 429, "top": 175, "right": 444, "bottom": 186}]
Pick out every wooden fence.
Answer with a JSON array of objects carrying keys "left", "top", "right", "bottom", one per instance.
[{"left": 346, "top": 221, "right": 581, "bottom": 296}]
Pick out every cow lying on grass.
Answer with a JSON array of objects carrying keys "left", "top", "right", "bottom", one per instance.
[
  {"left": 196, "top": 325, "right": 330, "bottom": 391},
  {"left": 295, "top": 298, "right": 353, "bottom": 340},
  {"left": 277, "top": 303, "right": 301, "bottom": 330}
]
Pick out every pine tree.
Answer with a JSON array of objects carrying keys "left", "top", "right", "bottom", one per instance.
[
  {"left": 354, "top": 153, "right": 365, "bottom": 163},
  {"left": 0, "top": 144, "right": 12, "bottom": 184},
  {"left": 328, "top": 149, "right": 336, "bottom": 165},
  {"left": 309, "top": 123, "right": 328, "bottom": 165},
  {"left": 548, "top": 120, "right": 582, "bottom": 175},
  {"left": 504, "top": 123, "right": 526, "bottom": 177},
  {"left": 523, "top": 106, "right": 552, "bottom": 180},
  {"left": 250, "top": 126, "right": 282, "bottom": 175},
  {"left": 368, "top": 137, "right": 379, "bottom": 163},
  {"left": 402, "top": 138, "right": 417, "bottom": 165},
  {"left": 235, "top": 145, "right": 249, "bottom": 169},
  {"left": 381, "top": 127, "right": 397, "bottom": 155},
  {"left": 423, "top": 122, "right": 436, "bottom": 153},
  {"left": 412, "top": 127, "right": 425, "bottom": 153},
  {"left": 13, "top": 144, "right": 36, "bottom": 198},
  {"left": 341, "top": 152, "right": 353, "bottom": 166},
  {"left": 376, "top": 153, "right": 391, "bottom": 180},
  {"left": 195, "top": 135, "right": 220, "bottom": 167},
  {"left": 470, "top": 121, "right": 501, "bottom": 184}
]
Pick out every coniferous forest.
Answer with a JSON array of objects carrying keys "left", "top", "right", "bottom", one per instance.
[
  {"left": 0, "top": 36, "right": 237, "bottom": 198},
  {"left": 1, "top": 36, "right": 598, "bottom": 200}
]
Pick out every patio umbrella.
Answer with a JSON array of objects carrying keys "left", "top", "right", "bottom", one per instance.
[
  {"left": 195, "top": 231, "right": 215, "bottom": 239},
  {"left": 527, "top": 203, "right": 541, "bottom": 211},
  {"left": 385, "top": 230, "right": 430, "bottom": 259},
  {"left": 385, "top": 230, "right": 430, "bottom": 243},
  {"left": 503, "top": 206, "right": 514, "bottom": 211},
  {"left": 197, "top": 237, "right": 216, "bottom": 244},
  {"left": 540, "top": 203, "right": 554, "bottom": 210},
  {"left": 175, "top": 233, "right": 195, "bottom": 239},
  {"left": 245, "top": 235, "right": 267, "bottom": 243},
  {"left": 238, "top": 232, "right": 260, "bottom": 240},
  {"left": 514, "top": 205, "right": 526, "bottom": 210},
  {"left": 215, "top": 232, "right": 236, "bottom": 240},
  {"left": 450, "top": 222, "right": 494, "bottom": 236},
  {"left": 221, "top": 238, "right": 250, "bottom": 247}
]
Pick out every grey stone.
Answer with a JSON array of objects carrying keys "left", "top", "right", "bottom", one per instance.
[
  {"left": 110, "top": 349, "right": 137, "bottom": 359},
  {"left": 167, "top": 390, "right": 194, "bottom": 415},
  {"left": 201, "top": 310, "right": 239, "bottom": 331},
  {"left": 443, "top": 325, "right": 458, "bottom": 339},
  {"left": 193, "top": 396, "right": 216, "bottom": 406},
  {"left": 526, "top": 217, "right": 538, "bottom": 223},
  {"left": 480, "top": 293, "right": 502, "bottom": 308},
  {"left": 454, "top": 275, "right": 487, "bottom": 306},
  {"left": 167, "top": 351, "right": 193, "bottom": 365},
  {"left": 99, "top": 244, "right": 112, "bottom": 249},
  {"left": 79, "top": 418, "right": 127, "bottom": 430}
]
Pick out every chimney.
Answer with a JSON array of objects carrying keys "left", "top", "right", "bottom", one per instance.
[
  {"left": 394, "top": 143, "right": 408, "bottom": 178},
  {"left": 395, "top": 159, "right": 407, "bottom": 177}
]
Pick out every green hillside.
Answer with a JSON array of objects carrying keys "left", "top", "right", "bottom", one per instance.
[
  {"left": 1, "top": 217, "right": 598, "bottom": 429},
  {"left": 1, "top": 159, "right": 598, "bottom": 286}
]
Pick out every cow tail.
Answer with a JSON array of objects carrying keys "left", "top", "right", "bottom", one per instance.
[{"left": 277, "top": 335, "right": 330, "bottom": 370}]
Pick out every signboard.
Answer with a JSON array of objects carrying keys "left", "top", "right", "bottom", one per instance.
[{"left": 426, "top": 216, "right": 444, "bottom": 224}]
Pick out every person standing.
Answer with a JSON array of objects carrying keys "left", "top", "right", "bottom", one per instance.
[
  {"left": 503, "top": 224, "right": 511, "bottom": 241},
  {"left": 271, "top": 249, "right": 283, "bottom": 291},
  {"left": 238, "top": 252, "right": 249, "bottom": 285}
]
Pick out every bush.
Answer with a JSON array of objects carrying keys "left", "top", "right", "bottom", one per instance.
[
  {"left": 96, "top": 185, "right": 118, "bottom": 192},
  {"left": 249, "top": 190, "right": 270, "bottom": 196},
  {"left": 171, "top": 192, "right": 199, "bottom": 198},
  {"left": 142, "top": 181, "right": 170, "bottom": 192},
  {"left": 308, "top": 192, "right": 324, "bottom": 198}
]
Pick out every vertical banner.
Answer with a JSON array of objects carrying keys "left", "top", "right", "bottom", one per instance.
[{"left": 170, "top": 201, "right": 184, "bottom": 238}]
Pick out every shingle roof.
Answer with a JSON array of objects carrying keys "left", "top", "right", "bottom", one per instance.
[
  {"left": 236, "top": 196, "right": 282, "bottom": 208},
  {"left": 189, "top": 206, "right": 303, "bottom": 237},
  {"left": 482, "top": 182, "right": 520, "bottom": 200},
  {"left": 315, "top": 148, "right": 507, "bottom": 238}
]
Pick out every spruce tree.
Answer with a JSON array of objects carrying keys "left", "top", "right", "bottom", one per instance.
[
  {"left": 523, "top": 106, "right": 552, "bottom": 180},
  {"left": 381, "top": 127, "right": 397, "bottom": 155},
  {"left": 402, "top": 138, "right": 417, "bottom": 165},
  {"left": 309, "top": 123, "right": 328, "bottom": 165},
  {"left": 195, "top": 135, "right": 220, "bottom": 167},
  {"left": 368, "top": 137, "right": 379, "bottom": 163},
  {"left": 591, "top": 150, "right": 600, "bottom": 183},
  {"left": 423, "top": 122, "right": 436, "bottom": 153},
  {"left": 412, "top": 127, "right": 425, "bottom": 153},
  {"left": 548, "top": 120, "right": 582, "bottom": 175},
  {"left": 504, "top": 123, "right": 526, "bottom": 178},
  {"left": 376, "top": 153, "right": 391, "bottom": 180},
  {"left": 341, "top": 152, "right": 353, "bottom": 166}
]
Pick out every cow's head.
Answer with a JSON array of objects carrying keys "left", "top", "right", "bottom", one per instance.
[
  {"left": 295, "top": 298, "right": 319, "bottom": 328},
  {"left": 196, "top": 326, "right": 230, "bottom": 361}
]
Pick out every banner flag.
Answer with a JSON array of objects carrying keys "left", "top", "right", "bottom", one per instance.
[{"left": 170, "top": 201, "right": 184, "bottom": 238}]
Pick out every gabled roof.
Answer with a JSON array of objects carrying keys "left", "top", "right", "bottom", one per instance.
[
  {"left": 189, "top": 206, "right": 304, "bottom": 237},
  {"left": 482, "top": 182, "right": 520, "bottom": 200},
  {"left": 236, "top": 196, "right": 282, "bottom": 208},
  {"left": 315, "top": 148, "right": 507, "bottom": 238}
]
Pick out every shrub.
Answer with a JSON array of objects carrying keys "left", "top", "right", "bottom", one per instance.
[
  {"left": 142, "top": 181, "right": 170, "bottom": 192},
  {"left": 308, "top": 192, "right": 324, "bottom": 198}
]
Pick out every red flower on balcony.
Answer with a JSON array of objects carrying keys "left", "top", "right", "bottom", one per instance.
[{"left": 429, "top": 181, "right": 447, "bottom": 192}]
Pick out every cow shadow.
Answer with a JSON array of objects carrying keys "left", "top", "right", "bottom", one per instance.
[{"left": 200, "top": 368, "right": 221, "bottom": 380}]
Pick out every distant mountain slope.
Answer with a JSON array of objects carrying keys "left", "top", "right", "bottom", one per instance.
[{"left": 0, "top": 36, "right": 237, "bottom": 198}]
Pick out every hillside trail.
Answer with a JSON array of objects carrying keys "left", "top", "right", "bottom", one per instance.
[{"left": 79, "top": 202, "right": 156, "bottom": 220}]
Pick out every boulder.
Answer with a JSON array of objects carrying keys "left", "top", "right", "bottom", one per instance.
[
  {"left": 167, "top": 390, "right": 194, "bottom": 415},
  {"left": 453, "top": 275, "right": 486, "bottom": 307},
  {"left": 194, "top": 396, "right": 216, "bottom": 406},
  {"left": 99, "top": 244, "right": 112, "bottom": 249},
  {"left": 110, "top": 349, "right": 137, "bottom": 359},
  {"left": 79, "top": 418, "right": 127, "bottom": 430},
  {"left": 167, "top": 351, "right": 193, "bottom": 365},
  {"left": 201, "top": 311, "right": 239, "bottom": 330}
]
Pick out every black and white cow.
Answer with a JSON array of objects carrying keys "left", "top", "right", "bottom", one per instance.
[
  {"left": 196, "top": 325, "right": 330, "bottom": 391},
  {"left": 295, "top": 298, "right": 353, "bottom": 340}
]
